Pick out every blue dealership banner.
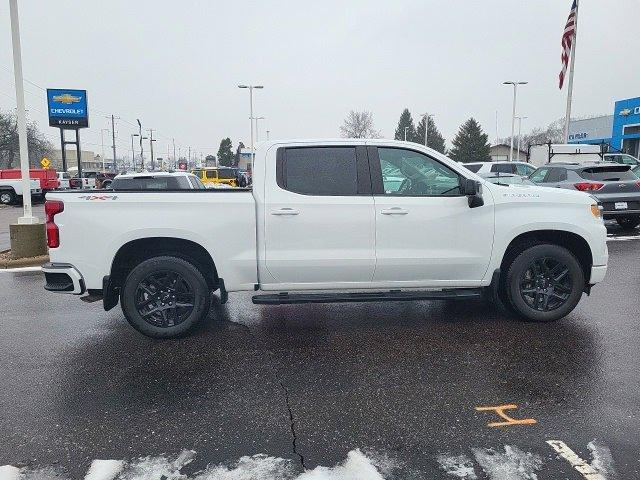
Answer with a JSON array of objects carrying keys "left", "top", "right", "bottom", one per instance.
[{"left": 46, "top": 88, "right": 89, "bottom": 128}]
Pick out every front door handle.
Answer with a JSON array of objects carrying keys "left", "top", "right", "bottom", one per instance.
[
  {"left": 271, "top": 208, "right": 299, "bottom": 216},
  {"left": 380, "top": 207, "right": 409, "bottom": 215}
]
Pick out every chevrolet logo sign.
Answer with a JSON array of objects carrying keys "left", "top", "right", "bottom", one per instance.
[
  {"left": 53, "top": 93, "right": 82, "bottom": 104},
  {"left": 619, "top": 108, "right": 632, "bottom": 116}
]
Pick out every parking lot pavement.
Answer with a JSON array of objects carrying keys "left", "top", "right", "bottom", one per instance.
[
  {"left": 0, "top": 240, "right": 639, "bottom": 478},
  {"left": 0, "top": 203, "right": 45, "bottom": 251}
]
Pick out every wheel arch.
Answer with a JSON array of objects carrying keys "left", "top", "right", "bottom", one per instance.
[
  {"left": 499, "top": 230, "right": 593, "bottom": 284},
  {"left": 109, "top": 237, "right": 219, "bottom": 292}
]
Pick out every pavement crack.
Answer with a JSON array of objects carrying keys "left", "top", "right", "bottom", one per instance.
[{"left": 231, "top": 318, "right": 306, "bottom": 470}]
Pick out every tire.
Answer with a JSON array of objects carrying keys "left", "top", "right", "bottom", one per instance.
[
  {"left": 120, "top": 256, "right": 211, "bottom": 338},
  {"left": 504, "top": 244, "right": 584, "bottom": 322},
  {"left": 102, "top": 180, "right": 112, "bottom": 189},
  {"left": 0, "top": 189, "right": 15, "bottom": 205},
  {"left": 616, "top": 216, "right": 640, "bottom": 230}
]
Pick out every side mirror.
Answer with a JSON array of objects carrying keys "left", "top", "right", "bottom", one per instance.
[{"left": 463, "top": 178, "right": 484, "bottom": 208}]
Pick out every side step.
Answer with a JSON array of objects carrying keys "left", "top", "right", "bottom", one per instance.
[{"left": 252, "top": 289, "right": 483, "bottom": 305}]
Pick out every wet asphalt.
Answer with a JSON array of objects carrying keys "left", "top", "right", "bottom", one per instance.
[{"left": 0, "top": 228, "right": 639, "bottom": 478}]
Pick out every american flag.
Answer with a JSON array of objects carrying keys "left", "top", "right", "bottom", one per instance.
[{"left": 559, "top": 0, "right": 577, "bottom": 89}]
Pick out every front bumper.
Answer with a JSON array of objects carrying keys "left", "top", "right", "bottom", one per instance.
[
  {"left": 43, "top": 262, "right": 85, "bottom": 294},
  {"left": 590, "top": 265, "right": 607, "bottom": 285}
]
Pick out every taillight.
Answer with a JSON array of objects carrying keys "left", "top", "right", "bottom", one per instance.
[
  {"left": 574, "top": 182, "right": 604, "bottom": 191},
  {"left": 45, "top": 200, "right": 64, "bottom": 248}
]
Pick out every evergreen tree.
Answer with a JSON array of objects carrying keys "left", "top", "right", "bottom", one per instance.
[
  {"left": 449, "top": 118, "right": 491, "bottom": 163},
  {"left": 394, "top": 108, "right": 417, "bottom": 142},
  {"left": 415, "top": 115, "right": 446, "bottom": 153},
  {"left": 217, "top": 138, "right": 234, "bottom": 167}
]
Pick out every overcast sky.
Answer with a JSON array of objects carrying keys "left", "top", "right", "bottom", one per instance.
[{"left": 1, "top": 0, "right": 639, "bottom": 160}]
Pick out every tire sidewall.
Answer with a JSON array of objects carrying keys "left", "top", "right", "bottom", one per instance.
[
  {"left": 121, "top": 256, "right": 210, "bottom": 338},
  {"left": 506, "top": 244, "right": 584, "bottom": 322}
]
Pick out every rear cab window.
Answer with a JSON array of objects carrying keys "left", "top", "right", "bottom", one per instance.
[
  {"left": 491, "top": 163, "right": 515, "bottom": 174},
  {"left": 579, "top": 165, "right": 637, "bottom": 181}
]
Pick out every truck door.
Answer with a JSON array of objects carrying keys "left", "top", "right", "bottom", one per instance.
[
  {"left": 263, "top": 145, "right": 375, "bottom": 287},
  {"left": 368, "top": 145, "right": 494, "bottom": 285}
]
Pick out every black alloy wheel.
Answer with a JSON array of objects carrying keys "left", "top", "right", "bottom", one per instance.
[
  {"left": 519, "top": 257, "right": 572, "bottom": 312},
  {"left": 134, "top": 270, "right": 195, "bottom": 328}
]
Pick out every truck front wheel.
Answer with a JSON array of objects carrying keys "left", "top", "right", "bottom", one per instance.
[
  {"left": 0, "top": 190, "right": 15, "bottom": 205},
  {"left": 505, "top": 244, "right": 584, "bottom": 322},
  {"left": 121, "top": 256, "right": 211, "bottom": 338}
]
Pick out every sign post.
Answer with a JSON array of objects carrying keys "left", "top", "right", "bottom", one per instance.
[{"left": 47, "top": 88, "right": 89, "bottom": 179}]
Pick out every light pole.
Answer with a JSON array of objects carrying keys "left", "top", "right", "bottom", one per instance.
[
  {"left": 266, "top": 130, "right": 270, "bottom": 141},
  {"left": 404, "top": 126, "right": 409, "bottom": 141},
  {"left": 148, "top": 129, "right": 156, "bottom": 171},
  {"left": 503, "top": 81, "right": 527, "bottom": 162},
  {"left": 238, "top": 85, "right": 264, "bottom": 163},
  {"left": 131, "top": 133, "right": 139, "bottom": 171},
  {"left": 9, "top": 0, "right": 36, "bottom": 224},
  {"left": 255, "top": 116, "right": 265, "bottom": 142},
  {"left": 515, "top": 116, "right": 527, "bottom": 161},
  {"left": 422, "top": 112, "right": 435, "bottom": 148}
]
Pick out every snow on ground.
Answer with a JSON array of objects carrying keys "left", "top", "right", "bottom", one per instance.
[{"left": 0, "top": 442, "right": 614, "bottom": 480}]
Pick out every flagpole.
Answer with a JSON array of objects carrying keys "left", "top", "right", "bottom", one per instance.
[{"left": 563, "top": 0, "right": 579, "bottom": 142}]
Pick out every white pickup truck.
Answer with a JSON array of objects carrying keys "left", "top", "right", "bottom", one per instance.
[
  {"left": 43, "top": 140, "right": 608, "bottom": 338},
  {"left": 0, "top": 178, "right": 42, "bottom": 205}
]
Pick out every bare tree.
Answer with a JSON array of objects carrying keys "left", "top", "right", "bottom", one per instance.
[
  {"left": 340, "top": 110, "right": 380, "bottom": 138},
  {"left": 0, "top": 109, "right": 53, "bottom": 169}
]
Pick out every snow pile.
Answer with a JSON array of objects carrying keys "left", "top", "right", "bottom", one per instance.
[
  {"left": 436, "top": 454, "right": 478, "bottom": 479},
  {"left": 297, "top": 449, "right": 385, "bottom": 480},
  {"left": 191, "top": 454, "right": 294, "bottom": 480},
  {"left": 84, "top": 461, "right": 125, "bottom": 480},
  {"left": 587, "top": 440, "right": 615, "bottom": 478},
  {"left": 471, "top": 445, "right": 542, "bottom": 480},
  {"left": 117, "top": 450, "right": 195, "bottom": 479}
]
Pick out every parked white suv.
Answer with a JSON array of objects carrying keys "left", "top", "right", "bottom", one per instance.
[
  {"left": 43, "top": 139, "right": 608, "bottom": 338},
  {"left": 463, "top": 161, "right": 537, "bottom": 176}
]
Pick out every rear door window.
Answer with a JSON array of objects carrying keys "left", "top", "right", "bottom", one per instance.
[
  {"left": 545, "top": 168, "right": 567, "bottom": 183},
  {"left": 278, "top": 147, "right": 358, "bottom": 195},
  {"left": 579, "top": 166, "right": 637, "bottom": 181},
  {"left": 491, "top": 163, "right": 516, "bottom": 174}
]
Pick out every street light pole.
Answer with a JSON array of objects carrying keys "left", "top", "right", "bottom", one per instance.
[
  {"left": 238, "top": 85, "right": 264, "bottom": 164},
  {"left": 255, "top": 116, "right": 265, "bottom": 142},
  {"left": 515, "top": 116, "right": 527, "bottom": 161},
  {"left": 9, "top": 0, "right": 36, "bottom": 224},
  {"left": 422, "top": 112, "right": 434, "bottom": 148},
  {"left": 148, "top": 129, "right": 156, "bottom": 171},
  {"left": 404, "top": 126, "right": 409, "bottom": 141},
  {"left": 100, "top": 128, "right": 109, "bottom": 172},
  {"left": 503, "top": 81, "right": 527, "bottom": 162}
]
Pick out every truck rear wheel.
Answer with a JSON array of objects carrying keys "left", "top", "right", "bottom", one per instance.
[
  {"left": 0, "top": 189, "right": 15, "bottom": 205},
  {"left": 505, "top": 244, "right": 584, "bottom": 322},
  {"left": 121, "top": 256, "right": 211, "bottom": 338}
]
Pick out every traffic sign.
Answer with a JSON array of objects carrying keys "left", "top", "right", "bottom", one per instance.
[{"left": 40, "top": 157, "right": 50, "bottom": 169}]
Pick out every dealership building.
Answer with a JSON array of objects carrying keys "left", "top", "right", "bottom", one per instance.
[{"left": 568, "top": 96, "right": 640, "bottom": 158}]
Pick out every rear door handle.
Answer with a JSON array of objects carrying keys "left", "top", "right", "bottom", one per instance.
[
  {"left": 271, "top": 208, "right": 299, "bottom": 216},
  {"left": 380, "top": 207, "right": 409, "bottom": 215}
]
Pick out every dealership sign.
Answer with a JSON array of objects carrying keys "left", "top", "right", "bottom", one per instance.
[{"left": 46, "top": 89, "right": 88, "bottom": 128}]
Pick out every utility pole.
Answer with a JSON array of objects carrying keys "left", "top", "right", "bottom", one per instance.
[
  {"left": 148, "top": 129, "right": 156, "bottom": 171},
  {"left": 9, "top": 0, "right": 36, "bottom": 224},
  {"left": 503, "top": 81, "right": 528, "bottom": 161},
  {"left": 173, "top": 138, "right": 176, "bottom": 167},
  {"left": 100, "top": 128, "right": 109, "bottom": 171},
  {"left": 109, "top": 115, "right": 118, "bottom": 172},
  {"left": 188, "top": 146, "right": 191, "bottom": 168}
]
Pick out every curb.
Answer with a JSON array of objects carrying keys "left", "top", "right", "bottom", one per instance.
[{"left": 0, "top": 254, "right": 49, "bottom": 269}]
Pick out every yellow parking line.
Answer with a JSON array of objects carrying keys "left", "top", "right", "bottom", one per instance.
[{"left": 475, "top": 404, "right": 537, "bottom": 427}]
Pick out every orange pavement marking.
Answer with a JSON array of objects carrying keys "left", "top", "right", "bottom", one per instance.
[{"left": 475, "top": 404, "right": 537, "bottom": 427}]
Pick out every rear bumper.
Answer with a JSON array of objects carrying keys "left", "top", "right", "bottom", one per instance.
[
  {"left": 42, "top": 262, "right": 85, "bottom": 294},
  {"left": 590, "top": 265, "right": 607, "bottom": 285},
  {"left": 602, "top": 209, "right": 640, "bottom": 218}
]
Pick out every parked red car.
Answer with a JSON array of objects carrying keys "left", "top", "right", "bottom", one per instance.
[{"left": 0, "top": 168, "right": 60, "bottom": 193}]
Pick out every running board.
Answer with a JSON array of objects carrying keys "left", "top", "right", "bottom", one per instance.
[{"left": 252, "top": 289, "right": 483, "bottom": 305}]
